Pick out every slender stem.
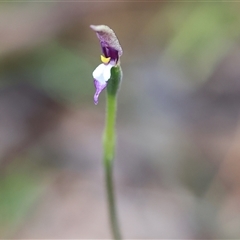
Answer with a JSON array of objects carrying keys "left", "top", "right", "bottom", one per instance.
[{"left": 103, "top": 93, "right": 122, "bottom": 240}]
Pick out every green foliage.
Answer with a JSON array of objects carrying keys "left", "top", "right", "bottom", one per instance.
[
  {"left": 0, "top": 159, "right": 45, "bottom": 238},
  {"left": 166, "top": 4, "right": 240, "bottom": 83},
  {"left": 0, "top": 42, "right": 94, "bottom": 105},
  {"left": 38, "top": 43, "right": 93, "bottom": 104}
]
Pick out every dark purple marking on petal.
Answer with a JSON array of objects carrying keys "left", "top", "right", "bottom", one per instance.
[
  {"left": 101, "top": 44, "right": 108, "bottom": 57},
  {"left": 100, "top": 43, "right": 119, "bottom": 62},
  {"left": 106, "top": 47, "right": 119, "bottom": 62},
  {"left": 93, "top": 79, "right": 107, "bottom": 105}
]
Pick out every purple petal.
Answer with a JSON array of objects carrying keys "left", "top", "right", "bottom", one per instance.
[{"left": 93, "top": 79, "right": 107, "bottom": 105}]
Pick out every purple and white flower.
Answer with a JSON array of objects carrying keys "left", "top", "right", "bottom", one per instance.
[{"left": 90, "top": 25, "right": 123, "bottom": 105}]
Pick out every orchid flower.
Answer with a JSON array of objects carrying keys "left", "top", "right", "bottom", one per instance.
[
  {"left": 90, "top": 25, "right": 123, "bottom": 105},
  {"left": 90, "top": 25, "right": 123, "bottom": 239}
]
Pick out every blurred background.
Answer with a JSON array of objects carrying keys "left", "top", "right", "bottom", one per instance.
[{"left": 1, "top": 1, "right": 240, "bottom": 238}]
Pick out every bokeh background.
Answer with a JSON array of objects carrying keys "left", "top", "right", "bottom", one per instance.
[{"left": 1, "top": 1, "right": 240, "bottom": 238}]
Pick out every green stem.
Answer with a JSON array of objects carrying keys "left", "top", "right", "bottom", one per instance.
[{"left": 103, "top": 93, "right": 122, "bottom": 240}]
